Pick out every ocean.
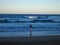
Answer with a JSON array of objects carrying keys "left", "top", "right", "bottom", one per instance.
[{"left": 0, "top": 14, "right": 60, "bottom": 37}]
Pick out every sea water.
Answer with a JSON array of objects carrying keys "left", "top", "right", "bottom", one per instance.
[{"left": 0, "top": 14, "right": 60, "bottom": 37}]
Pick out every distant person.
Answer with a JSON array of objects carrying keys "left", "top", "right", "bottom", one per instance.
[
  {"left": 30, "top": 25, "right": 32, "bottom": 37},
  {"left": 30, "top": 25, "right": 32, "bottom": 28}
]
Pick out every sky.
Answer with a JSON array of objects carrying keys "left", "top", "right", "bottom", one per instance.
[{"left": 0, "top": 0, "right": 60, "bottom": 14}]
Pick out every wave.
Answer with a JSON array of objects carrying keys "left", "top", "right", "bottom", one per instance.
[{"left": 0, "top": 19, "right": 59, "bottom": 23}]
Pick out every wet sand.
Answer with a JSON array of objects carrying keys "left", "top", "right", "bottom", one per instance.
[
  {"left": 0, "top": 35, "right": 60, "bottom": 45},
  {"left": 0, "top": 40, "right": 60, "bottom": 45}
]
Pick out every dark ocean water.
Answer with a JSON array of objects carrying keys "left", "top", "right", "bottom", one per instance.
[{"left": 0, "top": 14, "right": 60, "bottom": 37}]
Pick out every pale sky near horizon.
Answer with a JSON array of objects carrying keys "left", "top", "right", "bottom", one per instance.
[{"left": 0, "top": 0, "right": 60, "bottom": 14}]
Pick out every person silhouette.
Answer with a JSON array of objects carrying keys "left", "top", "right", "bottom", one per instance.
[
  {"left": 30, "top": 25, "right": 32, "bottom": 37},
  {"left": 30, "top": 25, "right": 32, "bottom": 28}
]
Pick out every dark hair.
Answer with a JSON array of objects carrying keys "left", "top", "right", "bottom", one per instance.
[{"left": 30, "top": 25, "right": 32, "bottom": 28}]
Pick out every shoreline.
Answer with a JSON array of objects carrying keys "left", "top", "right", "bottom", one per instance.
[{"left": 0, "top": 35, "right": 60, "bottom": 43}]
